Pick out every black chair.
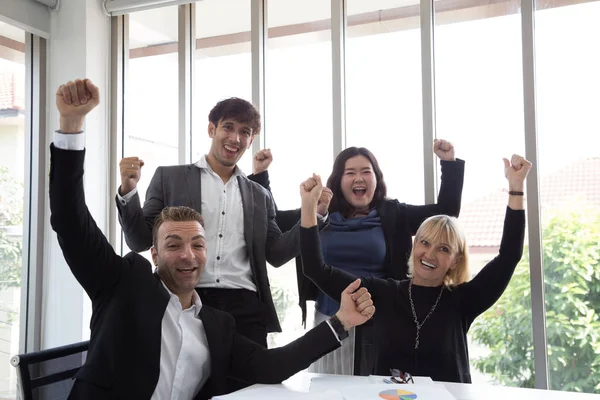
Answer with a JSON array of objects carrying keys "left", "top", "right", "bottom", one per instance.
[{"left": 11, "top": 340, "right": 89, "bottom": 400}]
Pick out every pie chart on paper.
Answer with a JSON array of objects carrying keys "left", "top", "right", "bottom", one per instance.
[{"left": 378, "top": 389, "right": 418, "bottom": 400}]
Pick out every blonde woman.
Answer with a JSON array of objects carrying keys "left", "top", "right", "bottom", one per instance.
[{"left": 298, "top": 154, "right": 531, "bottom": 383}]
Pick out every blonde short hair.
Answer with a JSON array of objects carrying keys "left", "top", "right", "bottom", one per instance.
[{"left": 407, "top": 215, "right": 470, "bottom": 287}]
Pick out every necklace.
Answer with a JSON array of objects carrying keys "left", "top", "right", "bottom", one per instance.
[{"left": 408, "top": 280, "right": 444, "bottom": 350}]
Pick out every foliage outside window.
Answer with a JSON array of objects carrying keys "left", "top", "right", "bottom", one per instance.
[{"left": 471, "top": 206, "right": 600, "bottom": 393}]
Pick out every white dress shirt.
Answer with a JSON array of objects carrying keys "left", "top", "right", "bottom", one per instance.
[
  {"left": 116, "top": 154, "right": 257, "bottom": 292},
  {"left": 54, "top": 131, "right": 86, "bottom": 150},
  {"left": 193, "top": 155, "right": 256, "bottom": 291},
  {"left": 151, "top": 283, "right": 211, "bottom": 400}
]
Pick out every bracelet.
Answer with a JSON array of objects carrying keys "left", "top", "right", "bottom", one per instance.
[
  {"left": 509, "top": 191, "right": 524, "bottom": 196},
  {"left": 328, "top": 314, "right": 349, "bottom": 340}
]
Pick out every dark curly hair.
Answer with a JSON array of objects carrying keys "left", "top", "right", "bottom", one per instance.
[{"left": 208, "top": 97, "right": 261, "bottom": 135}]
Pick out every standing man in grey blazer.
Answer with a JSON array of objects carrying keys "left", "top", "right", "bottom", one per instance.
[{"left": 115, "top": 98, "right": 313, "bottom": 351}]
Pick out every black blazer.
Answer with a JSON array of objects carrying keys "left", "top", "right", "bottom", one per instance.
[
  {"left": 276, "top": 159, "right": 465, "bottom": 324},
  {"left": 49, "top": 145, "right": 340, "bottom": 400}
]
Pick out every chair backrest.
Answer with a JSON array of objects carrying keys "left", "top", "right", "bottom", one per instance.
[{"left": 11, "top": 340, "right": 89, "bottom": 400}]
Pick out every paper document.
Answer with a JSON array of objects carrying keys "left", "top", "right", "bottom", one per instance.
[
  {"left": 310, "top": 375, "right": 435, "bottom": 392},
  {"left": 338, "top": 383, "right": 457, "bottom": 400},
  {"left": 310, "top": 375, "right": 371, "bottom": 392},
  {"left": 213, "top": 385, "right": 344, "bottom": 400}
]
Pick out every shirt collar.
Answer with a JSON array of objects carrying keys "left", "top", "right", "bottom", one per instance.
[
  {"left": 195, "top": 154, "right": 245, "bottom": 179},
  {"left": 160, "top": 280, "right": 203, "bottom": 317}
]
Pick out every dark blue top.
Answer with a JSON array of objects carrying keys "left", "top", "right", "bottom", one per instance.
[{"left": 315, "top": 209, "right": 387, "bottom": 316}]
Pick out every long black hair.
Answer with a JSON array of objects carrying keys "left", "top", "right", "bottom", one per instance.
[{"left": 326, "top": 147, "right": 387, "bottom": 218}]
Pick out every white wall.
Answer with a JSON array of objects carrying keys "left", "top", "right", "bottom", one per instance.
[
  {"left": 0, "top": 0, "right": 50, "bottom": 38},
  {"left": 42, "top": 0, "right": 111, "bottom": 348}
]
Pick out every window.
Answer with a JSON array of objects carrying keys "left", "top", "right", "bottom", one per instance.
[
  {"left": 432, "top": 0, "right": 530, "bottom": 385},
  {"left": 266, "top": 0, "right": 333, "bottom": 207},
  {"left": 127, "top": 6, "right": 180, "bottom": 207},
  {"left": 193, "top": 0, "right": 253, "bottom": 173},
  {"left": 0, "top": 21, "right": 25, "bottom": 398},
  {"left": 266, "top": 0, "right": 333, "bottom": 347},
  {"left": 122, "top": 6, "right": 180, "bottom": 257},
  {"left": 536, "top": 0, "right": 600, "bottom": 393},
  {"left": 346, "top": 0, "right": 424, "bottom": 203}
]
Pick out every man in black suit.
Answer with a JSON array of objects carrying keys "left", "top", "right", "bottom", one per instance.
[{"left": 51, "top": 78, "right": 375, "bottom": 400}]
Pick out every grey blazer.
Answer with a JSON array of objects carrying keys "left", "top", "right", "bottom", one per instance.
[{"left": 116, "top": 164, "right": 302, "bottom": 332}]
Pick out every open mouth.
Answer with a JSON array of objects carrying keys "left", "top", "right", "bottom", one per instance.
[
  {"left": 176, "top": 267, "right": 198, "bottom": 275},
  {"left": 223, "top": 144, "right": 240, "bottom": 157},
  {"left": 420, "top": 260, "right": 437, "bottom": 270},
  {"left": 352, "top": 186, "right": 366, "bottom": 197}
]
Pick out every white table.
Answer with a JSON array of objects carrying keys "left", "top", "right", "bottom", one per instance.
[{"left": 238, "top": 372, "right": 600, "bottom": 399}]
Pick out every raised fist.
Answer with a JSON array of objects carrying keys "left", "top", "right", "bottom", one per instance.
[
  {"left": 299, "top": 174, "right": 323, "bottom": 207},
  {"left": 433, "top": 139, "right": 455, "bottom": 162},
  {"left": 56, "top": 79, "right": 99, "bottom": 133},
  {"left": 503, "top": 154, "right": 532, "bottom": 191},
  {"left": 317, "top": 187, "right": 333, "bottom": 216},
  {"left": 119, "top": 157, "right": 145, "bottom": 195},
  {"left": 335, "top": 279, "right": 375, "bottom": 331},
  {"left": 253, "top": 148, "right": 273, "bottom": 174}
]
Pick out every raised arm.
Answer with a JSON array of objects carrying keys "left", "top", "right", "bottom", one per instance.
[
  {"left": 275, "top": 187, "right": 333, "bottom": 233},
  {"left": 406, "top": 139, "right": 465, "bottom": 234},
  {"left": 263, "top": 180, "right": 332, "bottom": 267},
  {"left": 250, "top": 173, "right": 308, "bottom": 234},
  {"left": 115, "top": 156, "right": 165, "bottom": 252},
  {"left": 248, "top": 147, "right": 310, "bottom": 233},
  {"left": 244, "top": 148, "right": 304, "bottom": 265},
  {"left": 51, "top": 79, "right": 124, "bottom": 300},
  {"left": 230, "top": 279, "right": 375, "bottom": 384},
  {"left": 248, "top": 170, "right": 270, "bottom": 191},
  {"left": 299, "top": 174, "right": 357, "bottom": 299},
  {"left": 276, "top": 209, "right": 301, "bottom": 232},
  {"left": 459, "top": 154, "right": 531, "bottom": 319},
  {"left": 249, "top": 148, "right": 272, "bottom": 188},
  {"left": 298, "top": 174, "right": 398, "bottom": 315}
]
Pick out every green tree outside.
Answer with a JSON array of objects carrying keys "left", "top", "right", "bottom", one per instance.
[
  {"left": 0, "top": 166, "right": 23, "bottom": 290},
  {"left": 470, "top": 207, "right": 600, "bottom": 393}
]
